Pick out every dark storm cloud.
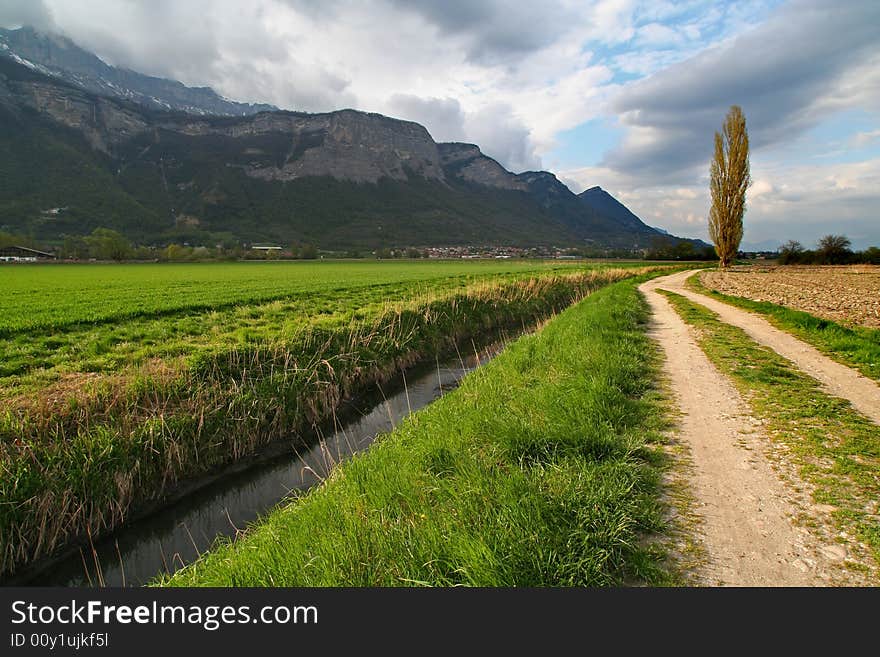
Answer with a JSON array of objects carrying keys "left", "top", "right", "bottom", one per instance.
[
  {"left": 387, "top": 0, "right": 575, "bottom": 64},
  {"left": 29, "top": 0, "right": 350, "bottom": 111},
  {"left": 0, "top": 0, "right": 55, "bottom": 30},
  {"left": 603, "top": 0, "right": 880, "bottom": 182}
]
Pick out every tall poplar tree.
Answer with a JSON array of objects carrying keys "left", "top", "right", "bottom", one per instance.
[{"left": 708, "top": 105, "right": 750, "bottom": 268}]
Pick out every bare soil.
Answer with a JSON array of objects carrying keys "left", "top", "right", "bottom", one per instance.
[
  {"left": 640, "top": 271, "right": 874, "bottom": 586},
  {"left": 701, "top": 265, "right": 880, "bottom": 328}
]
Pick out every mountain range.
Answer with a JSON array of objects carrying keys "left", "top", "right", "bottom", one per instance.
[
  {"left": 0, "top": 26, "right": 701, "bottom": 252},
  {"left": 0, "top": 26, "right": 277, "bottom": 116}
]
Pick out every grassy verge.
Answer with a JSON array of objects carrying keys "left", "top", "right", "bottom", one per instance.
[
  {"left": 663, "top": 290, "right": 880, "bottom": 576},
  {"left": 1, "top": 267, "right": 665, "bottom": 578},
  {"left": 160, "top": 273, "right": 677, "bottom": 587},
  {"left": 689, "top": 272, "right": 880, "bottom": 382}
]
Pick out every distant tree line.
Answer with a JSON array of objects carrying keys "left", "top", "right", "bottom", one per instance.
[
  {"left": 14, "top": 226, "right": 878, "bottom": 266},
  {"left": 644, "top": 237, "right": 717, "bottom": 261},
  {"left": 778, "top": 235, "right": 880, "bottom": 265},
  {"left": 46, "top": 228, "right": 427, "bottom": 262},
  {"left": 55, "top": 229, "right": 241, "bottom": 261},
  {"left": 53, "top": 228, "right": 329, "bottom": 261}
]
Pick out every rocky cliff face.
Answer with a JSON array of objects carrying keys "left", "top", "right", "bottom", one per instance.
[
  {"left": 438, "top": 142, "right": 526, "bottom": 190},
  {"left": 200, "top": 110, "right": 447, "bottom": 184},
  {"left": 1, "top": 57, "right": 444, "bottom": 184},
  {"left": 13, "top": 79, "right": 149, "bottom": 152}
]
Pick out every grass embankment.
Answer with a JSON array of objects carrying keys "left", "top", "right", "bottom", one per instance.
[
  {"left": 0, "top": 267, "right": 657, "bottom": 578},
  {"left": 663, "top": 291, "right": 880, "bottom": 576},
  {"left": 690, "top": 273, "right": 880, "bottom": 382},
  {"left": 162, "top": 274, "right": 675, "bottom": 587}
]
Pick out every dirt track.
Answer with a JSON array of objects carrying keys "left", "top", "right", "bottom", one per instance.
[
  {"left": 660, "top": 270, "right": 880, "bottom": 425},
  {"left": 639, "top": 271, "right": 876, "bottom": 586}
]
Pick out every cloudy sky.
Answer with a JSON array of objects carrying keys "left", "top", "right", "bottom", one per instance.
[{"left": 2, "top": 0, "right": 879, "bottom": 248}]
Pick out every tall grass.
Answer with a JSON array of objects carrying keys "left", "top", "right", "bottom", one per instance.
[
  {"left": 161, "top": 273, "right": 673, "bottom": 587},
  {"left": 0, "top": 267, "right": 655, "bottom": 578}
]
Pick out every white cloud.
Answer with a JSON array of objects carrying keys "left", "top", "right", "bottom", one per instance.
[
  {"left": 386, "top": 94, "right": 541, "bottom": 171},
  {"left": 387, "top": 95, "right": 467, "bottom": 143},
  {"left": 603, "top": 0, "right": 880, "bottom": 180},
  {"left": 748, "top": 178, "right": 774, "bottom": 198},
  {"left": 0, "top": 0, "right": 54, "bottom": 30},
  {"left": 588, "top": 0, "right": 637, "bottom": 44},
  {"left": 464, "top": 103, "right": 542, "bottom": 172},
  {"left": 635, "top": 22, "right": 683, "bottom": 47},
  {"left": 561, "top": 157, "right": 880, "bottom": 249}
]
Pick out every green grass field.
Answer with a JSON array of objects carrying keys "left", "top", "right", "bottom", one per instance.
[
  {"left": 161, "top": 273, "right": 675, "bottom": 587},
  {"left": 1, "top": 260, "right": 668, "bottom": 578},
  {"left": 0, "top": 260, "right": 594, "bottom": 335},
  {"left": 0, "top": 260, "right": 595, "bottom": 389}
]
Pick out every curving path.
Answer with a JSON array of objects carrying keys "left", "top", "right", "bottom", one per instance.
[
  {"left": 639, "top": 272, "right": 871, "bottom": 586},
  {"left": 653, "top": 269, "right": 880, "bottom": 425}
]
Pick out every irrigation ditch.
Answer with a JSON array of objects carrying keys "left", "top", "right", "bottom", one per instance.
[
  {"left": 15, "top": 343, "right": 511, "bottom": 586},
  {"left": 2, "top": 267, "right": 654, "bottom": 583}
]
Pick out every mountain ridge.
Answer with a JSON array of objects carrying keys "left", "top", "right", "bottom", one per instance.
[{"left": 0, "top": 27, "right": 700, "bottom": 252}]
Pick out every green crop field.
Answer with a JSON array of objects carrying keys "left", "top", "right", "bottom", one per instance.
[
  {"left": 0, "top": 260, "right": 596, "bottom": 389},
  {"left": 0, "top": 260, "right": 589, "bottom": 335},
  {"left": 0, "top": 259, "right": 669, "bottom": 578}
]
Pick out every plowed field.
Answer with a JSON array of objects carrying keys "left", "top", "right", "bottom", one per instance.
[{"left": 701, "top": 265, "right": 880, "bottom": 328}]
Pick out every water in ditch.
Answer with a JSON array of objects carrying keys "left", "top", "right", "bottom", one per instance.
[{"left": 20, "top": 345, "right": 501, "bottom": 586}]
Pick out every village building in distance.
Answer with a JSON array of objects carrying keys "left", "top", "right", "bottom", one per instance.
[{"left": 0, "top": 245, "right": 57, "bottom": 262}]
